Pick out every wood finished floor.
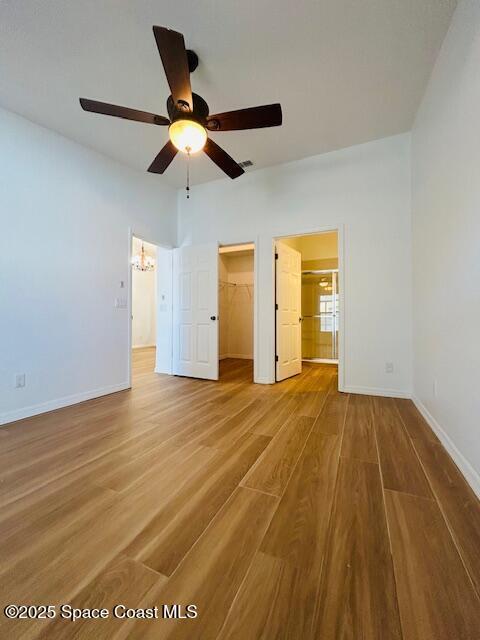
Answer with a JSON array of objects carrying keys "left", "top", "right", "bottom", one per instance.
[{"left": 1, "top": 347, "right": 480, "bottom": 639}]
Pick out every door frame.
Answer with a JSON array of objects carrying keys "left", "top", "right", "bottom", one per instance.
[
  {"left": 273, "top": 225, "right": 345, "bottom": 391},
  {"left": 218, "top": 239, "right": 258, "bottom": 382},
  {"left": 127, "top": 228, "right": 174, "bottom": 388}
]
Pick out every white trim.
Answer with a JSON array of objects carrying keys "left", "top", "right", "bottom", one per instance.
[
  {"left": 220, "top": 354, "right": 253, "bottom": 360},
  {"left": 0, "top": 382, "right": 130, "bottom": 426},
  {"left": 337, "top": 225, "right": 346, "bottom": 392},
  {"left": 253, "top": 237, "right": 260, "bottom": 384},
  {"left": 413, "top": 397, "right": 480, "bottom": 500},
  {"left": 273, "top": 224, "right": 345, "bottom": 390},
  {"left": 255, "top": 377, "right": 274, "bottom": 385},
  {"left": 132, "top": 343, "right": 156, "bottom": 349},
  {"left": 127, "top": 227, "right": 133, "bottom": 388},
  {"left": 343, "top": 385, "right": 411, "bottom": 398}
]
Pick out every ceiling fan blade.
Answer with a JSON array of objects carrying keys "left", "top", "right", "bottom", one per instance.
[
  {"left": 153, "top": 26, "right": 193, "bottom": 111},
  {"left": 148, "top": 140, "right": 178, "bottom": 173},
  {"left": 203, "top": 138, "right": 244, "bottom": 179},
  {"left": 206, "top": 103, "right": 282, "bottom": 131},
  {"left": 79, "top": 98, "right": 169, "bottom": 125}
]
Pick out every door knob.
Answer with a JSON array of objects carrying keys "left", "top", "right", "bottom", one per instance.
[{"left": 210, "top": 315, "right": 217, "bottom": 321}]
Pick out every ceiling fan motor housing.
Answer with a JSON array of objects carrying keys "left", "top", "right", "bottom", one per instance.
[
  {"left": 167, "top": 92, "right": 209, "bottom": 125},
  {"left": 186, "top": 49, "right": 199, "bottom": 73}
]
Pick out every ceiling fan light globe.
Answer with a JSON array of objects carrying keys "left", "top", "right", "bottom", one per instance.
[{"left": 169, "top": 119, "right": 207, "bottom": 153}]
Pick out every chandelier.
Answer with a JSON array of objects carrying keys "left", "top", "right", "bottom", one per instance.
[{"left": 132, "top": 242, "right": 155, "bottom": 272}]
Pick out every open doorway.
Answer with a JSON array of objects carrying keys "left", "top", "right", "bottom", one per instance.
[
  {"left": 219, "top": 243, "right": 255, "bottom": 381},
  {"left": 275, "top": 231, "right": 340, "bottom": 382},
  {"left": 131, "top": 236, "right": 157, "bottom": 376}
]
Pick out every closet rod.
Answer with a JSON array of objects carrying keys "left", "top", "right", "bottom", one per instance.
[{"left": 219, "top": 280, "right": 252, "bottom": 288}]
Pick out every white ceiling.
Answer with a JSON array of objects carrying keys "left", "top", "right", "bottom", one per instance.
[{"left": 0, "top": 0, "right": 457, "bottom": 187}]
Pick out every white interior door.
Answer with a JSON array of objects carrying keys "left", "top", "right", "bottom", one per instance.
[
  {"left": 276, "top": 242, "right": 302, "bottom": 381},
  {"left": 173, "top": 244, "right": 219, "bottom": 380}
]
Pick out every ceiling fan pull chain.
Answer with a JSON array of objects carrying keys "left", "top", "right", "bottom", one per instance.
[{"left": 186, "top": 147, "right": 191, "bottom": 199}]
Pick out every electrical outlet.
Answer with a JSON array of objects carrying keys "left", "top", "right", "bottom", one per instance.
[
  {"left": 385, "top": 362, "right": 394, "bottom": 374},
  {"left": 15, "top": 373, "right": 26, "bottom": 388},
  {"left": 115, "top": 297, "right": 128, "bottom": 309}
]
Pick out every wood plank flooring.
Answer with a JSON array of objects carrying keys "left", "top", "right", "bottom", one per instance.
[{"left": 0, "top": 347, "right": 479, "bottom": 639}]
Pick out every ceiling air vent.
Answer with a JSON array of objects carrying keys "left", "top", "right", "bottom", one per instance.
[{"left": 238, "top": 160, "right": 254, "bottom": 169}]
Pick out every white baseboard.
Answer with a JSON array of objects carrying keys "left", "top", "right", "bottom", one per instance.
[
  {"left": 413, "top": 397, "right": 480, "bottom": 500},
  {"left": 132, "top": 344, "right": 156, "bottom": 350},
  {"left": 154, "top": 367, "right": 172, "bottom": 375},
  {"left": 0, "top": 382, "right": 130, "bottom": 426},
  {"left": 343, "top": 385, "right": 411, "bottom": 399},
  {"left": 225, "top": 353, "right": 253, "bottom": 360}
]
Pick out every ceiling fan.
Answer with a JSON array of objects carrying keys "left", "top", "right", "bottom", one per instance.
[{"left": 79, "top": 26, "right": 282, "bottom": 182}]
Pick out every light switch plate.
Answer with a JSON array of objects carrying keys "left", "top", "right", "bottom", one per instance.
[{"left": 15, "top": 373, "right": 26, "bottom": 388}]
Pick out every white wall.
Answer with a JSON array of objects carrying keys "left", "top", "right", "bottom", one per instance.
[
  {"left": 0, "top": 107, "right": 176, "bottom": 423},
  {"left": 132, "top": 238, "right": 157, "bottom": 348},
  {"left": 411, "top": 0, "right": 480, "bottom": 490},
  {"left": 178, "top": 133, "right": 412, "bottom": 394},
  {"left": 132, "top": 269, "right": 156, "bottom": 347}
]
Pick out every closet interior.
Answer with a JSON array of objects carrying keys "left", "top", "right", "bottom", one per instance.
[{"left": 219, "top": 244, "right": 254, "bottom": 378}]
